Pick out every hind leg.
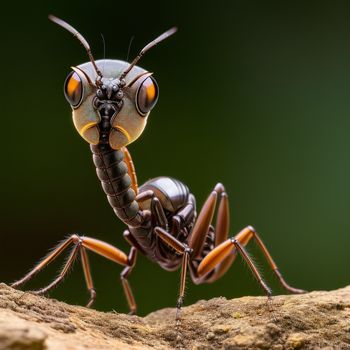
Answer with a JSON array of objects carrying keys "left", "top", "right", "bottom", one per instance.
[
  {"left": 186, "top": 182, "right": 304, "bottom": 294},
  {"left": 196, "top": 226, "right": 306, "bottom": 294},
  {"left": 187, "top": 183, "right": 236, "bottom": 283}
]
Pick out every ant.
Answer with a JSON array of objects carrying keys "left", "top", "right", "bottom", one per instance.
[{"left": 12, "top": 16, "right": 305, "bottom": 319}]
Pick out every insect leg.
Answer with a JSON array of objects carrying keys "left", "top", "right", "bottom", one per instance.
[
  {"left": 154, "top": 227, "right": 189, "bottom": 253},
  {"left": 11, "top": 235, "right": 77, "bottom": 288},
  {"left": 120, "top": 247, "right": 137, "bottom": 314},
  {"left": 176, "top": 250, "right": 190, "bottom": 323},
  {"left": 187, "top": 183, "right": 225, "bottom": 258},
  {"left": 12, "top": 235, "right": 96, "bottom": 306},
  {"left": 171, "top": 194, "right": 196, "bottom": 235},
  {"left": 123, "top": 229, "right": 146, "bottom": 255},
  {"left": 197, "top": 226, "right": 305, "bottom": 294},
  {"left": 12, "top": 234, "right": 137, "bottom": 308},
  {"left": 238, "top": 226, "right": 306, "bottom": 293},
  {"left": 32, "top": 241, "right": 81, "bottom": 296},
  {"left": 204, "top": 185, "right": 236, "bottom": 283},
  {"left": 196, "top": 227, "right": 272, "bottom": 297},
  {"left": 136, "top": 190, "right": 168, "bottom": 229},
  {"left": 80, "top": 247, "right": 96, "bottom": 308},
  {"left": 121, "top": 147, "right": 138, "bottom": 194},
  {"left": 80, "top": 236, "right": 138, "bottom": 311},
  {"left": 151, "top": 197, "right": 168, "bottom": 229},
  {"left": 80, "top": 238, "right": 137, "bottom": 309},
  {"left": 154, "top": 227, "right": 192, "bottom": 321}
]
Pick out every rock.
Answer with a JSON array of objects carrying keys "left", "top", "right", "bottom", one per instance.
[{"left": 0, "top": 283, "right": 350, "bottom": 349}]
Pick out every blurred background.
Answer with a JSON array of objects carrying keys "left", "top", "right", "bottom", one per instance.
[{"left": 1, "top": 0, "right": 350, "bottom": 315}]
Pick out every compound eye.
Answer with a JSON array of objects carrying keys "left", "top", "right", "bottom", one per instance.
[
  {"left": 64, "top": 71, "right": 83, "bottom": 107},
  {"left": 136, "top": 76, "right": 159, "bottom": 116}
]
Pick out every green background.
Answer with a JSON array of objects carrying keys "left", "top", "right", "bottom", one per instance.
[{"left": 1, "top": 0, "right": 350, "bottom": 315}]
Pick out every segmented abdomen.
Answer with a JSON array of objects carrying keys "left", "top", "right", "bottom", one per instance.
[{"left": 90, "top": 144, "right": 142, "bottom": 226}]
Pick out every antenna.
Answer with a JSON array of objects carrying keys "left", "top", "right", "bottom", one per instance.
[
  {"left": 119, "top": 27, "right": 177, "bottom": 81},
  {"left": 49, "top": 15, "right": 103, "bottom": 81}
]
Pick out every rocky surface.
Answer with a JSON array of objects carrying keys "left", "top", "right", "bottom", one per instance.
[{"left": 0, "top": 283, "right": 349, "bottom": 349}]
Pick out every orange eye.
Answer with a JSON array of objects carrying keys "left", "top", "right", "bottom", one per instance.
[
  {"left": 136, "top": 76, "right": 159, "bottom": 116},
  {"left": 64, "top": 71, "right": 83, "bottom": 107}
]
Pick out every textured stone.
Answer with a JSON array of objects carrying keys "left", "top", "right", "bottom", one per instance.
[{"left": 1, "top": 283, "right": 350, "bottom": 349}]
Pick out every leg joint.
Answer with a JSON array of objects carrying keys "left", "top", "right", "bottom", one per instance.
[
  {"left": 127, "top": 247, "right": 137, "bottom": 267},
  {"left": 184, "top": 245, "right": 193, "bottom": 255},
  {"left": 247, "top": 225, "right": 257, "bottom": 233},
  {"left": 71, "top": 234, "right": 83, "bottom": 245},
  {"left": 214, "top": 183, "right": 226, "bottom": 194},
  {"left": 230, "top": 237, "right": 238, "bottom": 244}
]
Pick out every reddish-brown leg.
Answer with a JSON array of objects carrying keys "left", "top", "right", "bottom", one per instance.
[
  {"left": 188, "top": 183, "right": 226, "bottom": 258},
  {"left": 122, "top": 146, "right": 138, "bottom": 195},
  {"left": 29, "top": 242, "right": 81, "bottom": 296},
  {"left": 197, "top": 226, "right": 305, "bottom": 294},
  {"left": 120, "top": 247, "right": 138, "bottom": 314},
  {"left": 137, "top": 189, "right": 195, "bottom": 317},
  {"left": 11, "top": 237, "right": 75, "bottom": 288},
  {"left": 186, "top": 183, "right": 236, "bottom": 283},
  {"left": 123, "top": 229, "right": 146, "bottom": 255},
  {"left": 154, "top": 227, "right": 192, "bottom": 322},
  {"left": 240, "top": 226, "right": 305, "bottom": 294},
  {"left": 80, "top": 247, "right": 96, "bottom": 307},
  {"left": 205, "top": 187, "right": 236, "bottom": 283},
  {"left": 176, "top": 251, "right": 190, "bottom": 324},
  {"left": 11, "top": 234, "right": 138, "bottom": 309}
]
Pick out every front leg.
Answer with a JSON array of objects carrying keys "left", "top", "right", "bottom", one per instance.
[
  {"left": 153, "top": 227, "right": 192, "bottom": 322},
  {"left": 122, "top": 146, "right": 138, "bottom": 195},
  {"left": 136, "top": 190, "right": 168, "bottom": 229}
]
